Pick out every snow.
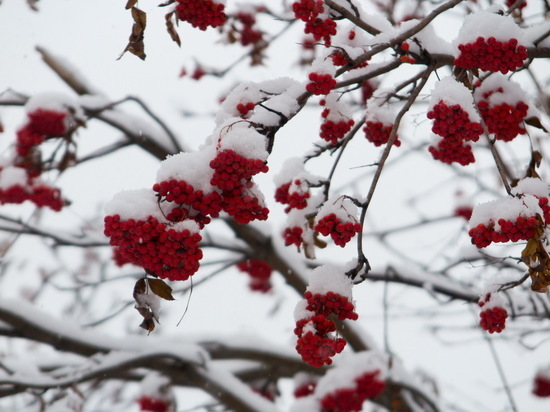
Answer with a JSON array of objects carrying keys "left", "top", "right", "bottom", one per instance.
[
  {"left": 313, "top": 351, "right": 388, "bottom": 398},
  {"left": 104, "top": 188, "right": 164, "bottom": 221},
  {"left": 321, "top": 92, "right": 354, "bottom": 123},
  {"left": 306, "top": 263, "right": 354, "bottom": 299},
  {"left": 511, "top": 177, "right": 549, "bottom": 198},
  {"left": 213, "top": 118, "right": 268, "bottom": 161},
  {"left": 474, "top": 73, "right": 536, "bottom": 116},
  {"left": 273, "top": 157, "right": 320, "bottom": 187},
  {"left": 315, "top": 196, "right": 360, "bottom": 225},
  {"left": 429, "top": 76, "right": 480, "bottom": 121},
  {"left": 0, "top": 166, "right": 29, "bottom": 189},
  {"left": 293, "top": 298, "right": 314, "bottom": 322},
  {"left": 453, "top": 10, "right": 531, "bottom": 48},
  {"left": 469, "top": 194, "right": 542, "bottom": 231},
  {"left": 156, "top": 146, "right": 216, "bottom": 192},
  {"left": 365, "top": 98, "right": 397, "bottom": 125},
  {"left": 140, "top": 371, "right": 173, "bottom": 400}
]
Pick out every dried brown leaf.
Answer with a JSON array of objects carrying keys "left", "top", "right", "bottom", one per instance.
[
  {"left": 119, "top": 7, "right": 147, "bottom": 60},
  {"left": 165, "top": 11, "right": 181, "bottom": 46},
  {"left": 525, "top": 117, "right": 548, "bottom": 132},
  {"left": 125, "top": 0, "right": 138, "bottom": 9},
  {"left": 148, "top": 278, "right": 175, "bottom": 301}
]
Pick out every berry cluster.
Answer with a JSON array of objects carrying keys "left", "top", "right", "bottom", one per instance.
[
  {"left": 315, "top": 213, "right": 362, "bottom": 247},
  {"left": 175, "top": 0, "right": 227, "bottom": 30},
  {"left": 455, "top": 37, "right": 528, "bottom": 74},
  {"left": 236, "top": 259, "right": 272, "bottom": 293},
  {"left": 16, "top": 108, "right": 67, "bottom": 157},
  {"left": 363, "top": 121, "right": 400, "bottom": 146},
  {"left": 469, "top": 216, "right": 539, "bottom": 248},
  {"left": 275, "top": 180, "right": 310, "bottom": 212},
  {"left": 210, "top": 149, "right": 268, "bottom": 191},
  {"left": 236, "top": 102, "right": 255, "bottom": 116},
  {"left": 428, "top": 138, "right": 475, "bottom": 166},
  {"left": 137, "top": 395, "right": 169, "bottom": 412},
  {"left": 478, "top": 294, "right": 508, "bottom": 334},
  {"left": 427, "top": 101, "right": 483, "bottom": 166},
  {"left": 233, "top": 11, "right": 263, "bottom": 47},
  {"left": 306, "top": 73, "right": 337, "bottom": 95},
  {"left": 360, "top": 80, "right": 376, "bottom": 104},
  {"left": 427, "top": 101, "right": 483, "bottom": 142},
  {"left": 320, "top": 370, "right": 385, "bottom": 412},
  {"left": 477, "top": 98, "right": 528, "bottom": 142},
  {"left": 294, "top": 314, "right": 347, "bottom": 367},
  {"left": 320, "top": 108, "right": 355, "bottom": 145},
  {"left": 104, "top": 215, "right": 203, "bottom": 281},
  {"left": 0, "top": 174, "right": 65, "bottom": 211},
  {"left": 153, "top": 179, "right": 223, "bottom": 222},
  {"left": 221, "top": 183, "right": 270, "bottom": 224},
  {"left": 454, "top": 206, "right": 473, "bottom": 220},
  {"left": 304, "top": 290, "right": 358, "bottom": 321},
  {"left": 292, "top": 0, "right": 337, "bottom": 45},
  {"left": 283, "top": 226, "right": 304, "bottom": 247},
  {"left": 533, "top": 372, "right": 550, "bottom": 398}
]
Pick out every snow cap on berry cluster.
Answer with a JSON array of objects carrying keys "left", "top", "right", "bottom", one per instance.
[
  {"left": 429, "top": 76, "right": 481, "bottom": 122},
  {"left": 0, "top": 166, "right": 28, "bottom": 190},
  {"left": 469, "top": 194, "right": 542, "bottom": 232},
  {"left": 139, "top": 371, "right": 175, "bottom": 411},
  {"left": 274, "top": 157, "right": 321, "bottom": 188},
  {"left": 453, "top": 9, "right": 530, "bottom": 51},
  {"left": 309, "top": 55, "right": 338, "bottom": 77},
  {"left": 289, "top": 396, "right": 320, "bottom": 412},
  {"left": 25, "top": 92, "right": 83, "bottom": 119},
  {"left": 474, "top": 74, "right": 534, "bottom": 112},
  {"left": 156, "top": 147, "right": 217, "bottom": 193},
  {"left": 329, "top": 25, "right": 370, "bottom": 61},
  {"left": 105, "top": 189, "right": 165, "bottom": 221},
  {"left": 307, "top": 263, "right": 354, "bottom": 300},
  {"left": 216, "top": 82, "right": 262, "bottom": 124},
  {"left": 313, "top": 351, "right": 388, "bottom": 398},
  {"left": 321, "top": 92, "right": 354, "bottom": 123},
  {"left": 213, "top": 119, "right": 268, "bottom": 161},
  {"left": 511, "top": 177, "right": 550, "bottom": 198},
  {"left": 365, "top": 97, "right": 397, "bottom": 125},
  {"left": 315, "top": 196, "right": 360, "bottom": 227}
]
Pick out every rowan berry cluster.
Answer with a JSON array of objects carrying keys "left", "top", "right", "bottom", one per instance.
[
  {"left": 427, "top": 100, "right": 483, "bottom": 166},
  {"left": 304, "top": 290, "right": 358, "bottom": 321},
  {"left": 306, "top": 73, "right": 337, "bottom": 95},
  {"left": 137, "top": 395, "right": 170, "bottom": 412},
  {"left": 233, "top": 11, "right": 263, "bottom": 47},
  {"left": 320, "top": 108, "right": 355, "bottom": 145},
  {"left": 315, "top": 213, "right": 362, "bottom": 247},
  {"left": 292, "top": 0, "right": 337, "bottom": 45},
  {"left": 175, "top": 0, "right": 227, "bottom": 31},
  {"left": 236, "top": 259, "right": 273, "bottom": 293},
  {"left": 363, "top": 121, "right": 400, "bottom": 147},
  {"left": 210, "top": 149, "right": 268, "bottom": 191},
  {"left": 236, "top": 102, "right": 255, "bottom": 116},
  {"left": 0, "top": 175, "right": 64, "bottom": 211},
  {"left": 533, "top": 371, "right": 550, "bottom": 397},
  {"left": 319, "top": 370, "right": 385, "bottom": 412},
  {"left": 477, "top": 94, "right": 528, "bottom": 142},
  {"left": 455, "top": 37, "right": 528, "bottom": 74},
  {"left": 104, "top": 215, "right": 203, "bottom": 281},
  {"left": 283, "top": 226, "right": 304, "bottom": 247},
  {"left": 275, "top": 180, "right": 310, "bottom": 212},
  {"left": 16, "top": 108, "right": 67, "bottom": 157},
  {"left": 454, "top": 206, "right": 473, "bottom": 220},
  {"left": 294, "top": 314, "right": 347, "bottom": 367},
  {"left": 478, "top": 294, "right": 508, "bottom": 334},
  {"left": 469, "top": 216, "right": 539, "bottom": 248}
]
